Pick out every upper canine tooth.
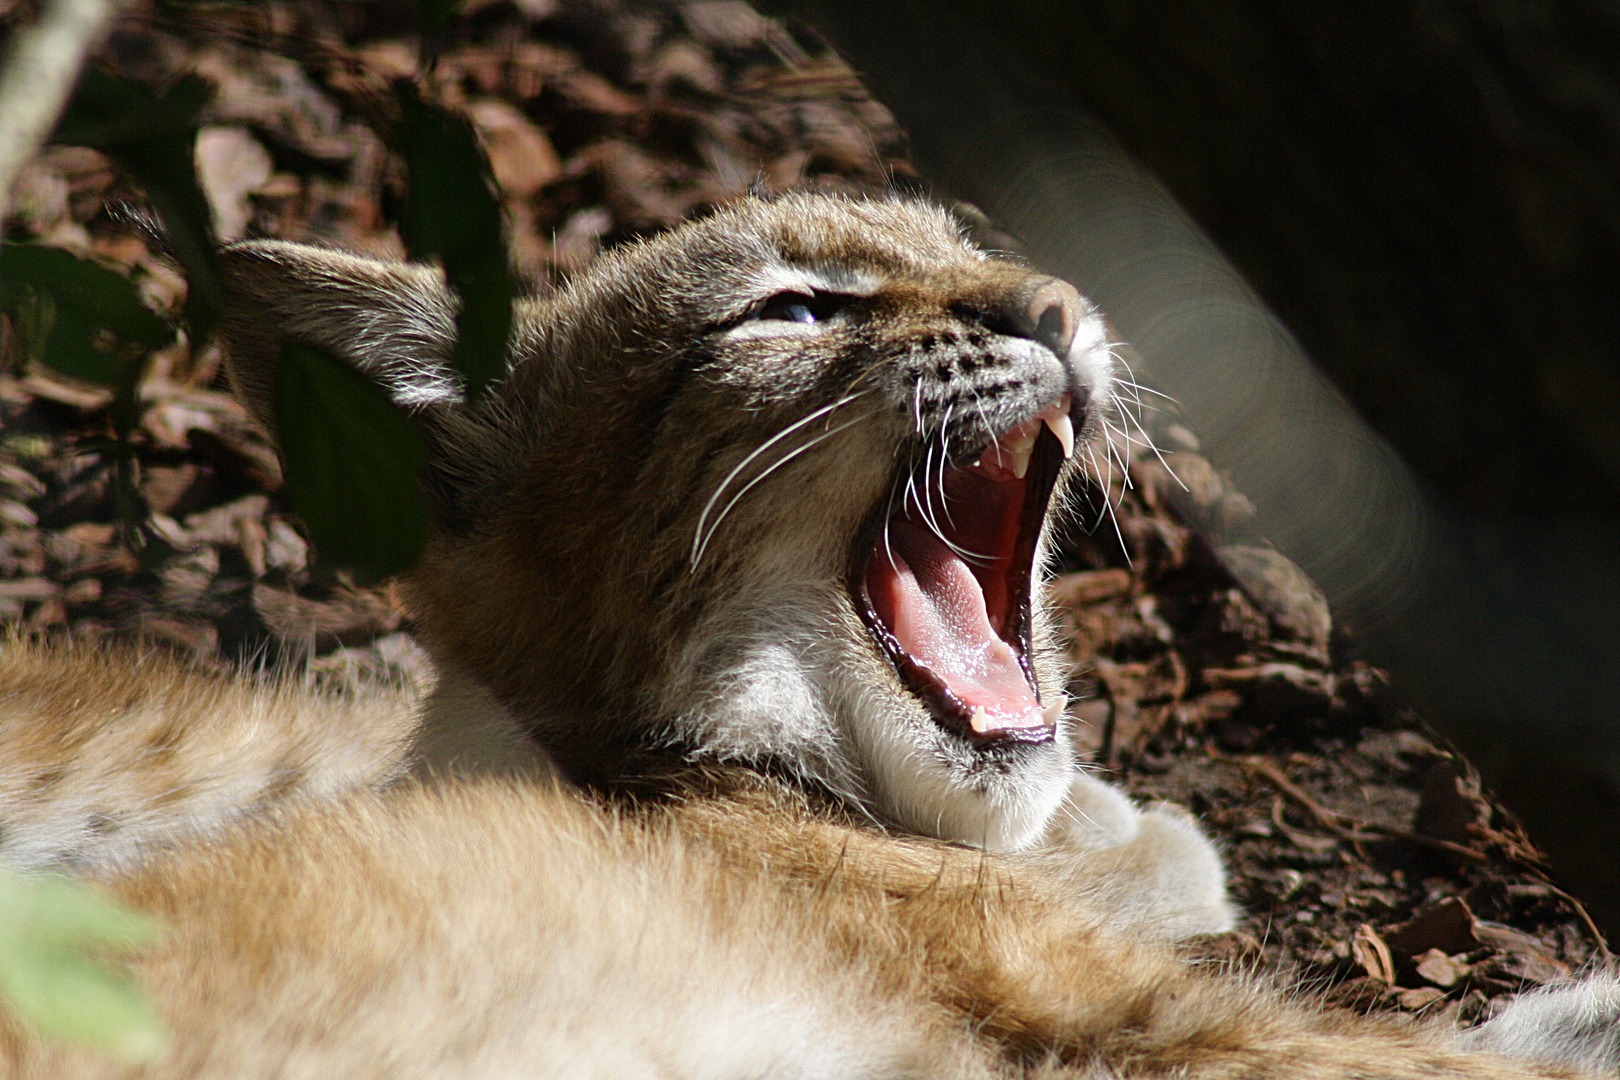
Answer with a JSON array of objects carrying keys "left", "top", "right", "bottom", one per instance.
[
  {"left": 1035, "top": 394, "right": 1075, "bottom": 461},
  {"left": 1042, "top": 694, "right": 1067, "bottom": 727},
  {"left": 1044, "top": 412, "right": 1075, "bottom": 460}
]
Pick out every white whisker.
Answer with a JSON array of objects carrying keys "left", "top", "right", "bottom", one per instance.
[
  {"left": 1083, "top": 442, "right": 1111, "bottom": 532},
  {"left": 880, "top": 482, "right": 902, "bottom": 571},
  {"left": 691, "top": 412, "right": 872, "bottom": 566},
  {"left": 935, "top": 403, "right": 962, "bottom": 534},
  {"left": 1119, "top": 401, "right": 1186, "bottom": 492},
  {"left": 912, "top": 421, "right": 993, "bottom": 565},
  {"left": 690, "top": 392, "right": 869, "bottom": 566},
  {"left": 1101, "top": 423, "right": 1135, "bottom": 491}
]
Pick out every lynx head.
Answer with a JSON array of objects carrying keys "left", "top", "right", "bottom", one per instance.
[{"left": 218, "top": 192, "right": 1116, "bottom": 850}]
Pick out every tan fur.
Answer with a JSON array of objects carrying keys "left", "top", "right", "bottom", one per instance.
[
  {"left": 0, "top": 771, "right": 1593, "bottom": 1078},
  {"left": 0, "top": 640, "right": 413, "bottom": 871},
  {"left": 0, "top": 193, "right": 1613, "bottom": 1076}
]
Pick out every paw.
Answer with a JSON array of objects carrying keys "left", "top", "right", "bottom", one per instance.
[
  {"left": 1041, "top": 772, "right": 1237, "bottom": 939},
  {"left": 1462, "top": 972, "right": 1620, "bottom": 1074},
  {"left": 1045, "top": 771, "right": 1144, "bottom": 849}
]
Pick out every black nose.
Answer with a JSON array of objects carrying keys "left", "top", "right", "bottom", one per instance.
[{"left": 959, "top": 277, "right": 1086, "bottom": 359}]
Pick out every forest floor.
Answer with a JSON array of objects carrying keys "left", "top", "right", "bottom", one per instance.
[{"left": 0, "top": 0, "right": 1610, "bottom": 1026}]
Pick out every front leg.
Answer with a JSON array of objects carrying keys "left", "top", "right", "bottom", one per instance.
[{"left": 1036, "top": 769, "right": 1237, "bottom": 938}]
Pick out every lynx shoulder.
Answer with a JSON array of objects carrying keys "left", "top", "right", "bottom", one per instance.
[{"left": 0, "top": 193, "right": 1613, "bottom": 1078}]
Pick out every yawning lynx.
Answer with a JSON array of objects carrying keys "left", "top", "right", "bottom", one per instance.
[{"left": 0, "top": 192, "right": 1615, "bottom": 1078}]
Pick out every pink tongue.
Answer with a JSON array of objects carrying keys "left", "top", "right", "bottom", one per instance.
[{"left": 867, "top": 521, "right": 1043, "bottom": 730}]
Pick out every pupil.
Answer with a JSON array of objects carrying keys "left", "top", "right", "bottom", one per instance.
[{"left": 785, "top": 302, "right": 815, "bottom": 323}]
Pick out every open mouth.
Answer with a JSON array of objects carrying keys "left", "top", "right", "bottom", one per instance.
[{"left": 855, "top": 396, "right": 1074, "bottom": 747}]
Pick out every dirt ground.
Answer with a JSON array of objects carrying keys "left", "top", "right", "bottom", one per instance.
[{"left": 0, "top": 0, "right": 1610, "bottom": 1025}]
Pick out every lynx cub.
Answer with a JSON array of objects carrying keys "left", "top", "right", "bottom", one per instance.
[{"left": 0, "top": 193, "right": 1613, "bottom": 1077}]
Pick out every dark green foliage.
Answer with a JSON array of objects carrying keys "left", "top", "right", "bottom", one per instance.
[
  {"left": 18, "top": 0, "right": 511, "bottom": 581},
  {"left": 274, "top": 342, "right": 431, "bottom": 583},
  {"left": 53, "top": 67, "right": 222, "bottom": 340},
  {"left": 393, "top": 82, "right": 513, "bottom": 400},
  {"left": 413, "top": 0, "right": 466, "bottom": 41},
  {"left": 0, "top": 242, "right": 170, "bottom": 390}
]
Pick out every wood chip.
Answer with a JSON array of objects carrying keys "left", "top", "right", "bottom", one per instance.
[
  {"left": 19, "top": 372, "right": 114, "bottom": 411},
  {"left": 1048, "top": 568, "right": 1133, "bottom": 606},
  {"left": 1397, "top": 987, "right": 1447, "bottom": 1010},
  {"left": 0, "top": 578, "right": 59, "bottom": 600},
  {"left": 131, "top": 615, "right": 219, "bottom": 656},
  {"left": 0, "top": 501, "right": 38, "bottom": 527},
  {"left": 1384, "top": 898, "right": 1481, "bottom": 958},
  {"left": 1351, "top": 924, "right": 1396, "bottom": 986},
  {"left": 61, "top": 578, "right": 102, "bottom": 605},
  {"left": 253, "top": 583, "right": 404, "bottom": 650},
  {"left": 1413, "top": 948, "right": 1468, "bottom": 987}
]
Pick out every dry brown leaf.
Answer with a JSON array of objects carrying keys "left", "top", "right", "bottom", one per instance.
[{"left": 1351, "top": 924, "right": 1396, "bottom": 986}]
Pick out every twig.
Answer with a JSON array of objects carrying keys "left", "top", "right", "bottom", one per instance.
[
  {"left": 0, "top": 0, "right": 125, "bottom": 223},
  {"left": 1228, "top": 755, "right": 1488, "bottom": 864},
  {"left": 1533, "top": 878, "right": 1614, "bottom": 963},
  {"left": 1227, "top": 755, "right": 1616, "bottom": 965}
]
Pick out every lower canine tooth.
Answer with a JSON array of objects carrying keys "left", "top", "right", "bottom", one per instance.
[{"left": 969, "top": 706, "right": 995, "bottom": 734}]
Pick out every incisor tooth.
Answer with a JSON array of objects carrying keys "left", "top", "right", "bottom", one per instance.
[
  {"left": 1005, "top": 427, "right": 1037, "bottom": 479},
  {"left": 1044, "top": 412, "right": 1075, "bottom": 460}
]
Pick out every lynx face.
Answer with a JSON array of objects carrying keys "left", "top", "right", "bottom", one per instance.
[{"left": 221, "top": 193, "right": 1116, "bottom": 850}]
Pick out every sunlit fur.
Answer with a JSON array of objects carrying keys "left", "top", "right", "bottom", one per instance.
[
  {"left": 0, "top": 193, "right": 1615, "bottom": 1076},
  {"left": 0, "top": 640, "right": 414, "bottom": 871},
  {"left": 229, "top": 193, "right": 1123, "bottom": 851}
]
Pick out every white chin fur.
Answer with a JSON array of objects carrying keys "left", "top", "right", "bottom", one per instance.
[
  {"left": 673, "top": 627, "right": 1075, "bottom": 849},
  {"left": 838, "top": 670, "right": 1074, "bottom": 851},
  {"left": 872, "top": 731, "right": 1074, "bottom": 851}
]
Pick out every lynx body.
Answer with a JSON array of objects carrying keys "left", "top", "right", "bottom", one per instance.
[{"left": 0, "top": 193, "right": 1614, "bottom": 1077}]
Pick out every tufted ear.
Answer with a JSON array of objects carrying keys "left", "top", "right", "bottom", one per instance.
[{"left": 214, "top": 241, "right": 465, "bottom": 445}]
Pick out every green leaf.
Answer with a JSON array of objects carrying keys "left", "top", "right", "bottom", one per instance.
[
  {"left": 0, "top": 243, "right": 171, "bottom": 389},
  {"left": 413, "top": 0, "right": 465, "bottom": 38},
  {"left": 53, "top": 67, "right": 222, "bottom": 341},
  {"left": 274, "top": 342, "right": 431, "bottom": 581},
  {"left": 41, "top": 317, "right": 124, "bottom": 389},
  {"left": 0, "top": 872, "right": 166, "bottom": 1064},
  {"left": 0, "top": 244, "right": 169, "bottom": 347},
  {"left": 393, "top": 83, "right": 513, "bottom": 399}
]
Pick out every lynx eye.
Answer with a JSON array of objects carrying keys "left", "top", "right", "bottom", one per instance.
[{"left": 754, "top": 291, "right": 846, "bottom": 324}]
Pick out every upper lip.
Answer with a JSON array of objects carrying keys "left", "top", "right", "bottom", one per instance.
[{"left": 852, "top": 395, "right": 1074, "bottom": 748}]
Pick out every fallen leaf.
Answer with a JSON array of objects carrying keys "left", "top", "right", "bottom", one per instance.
[
  {"left": 1351, "top": 924, "right": 1396, "bottom": 986},
  {"left": 466, "top": 100, "right": 560, "bottom": 197},
  {"left": 194, "top": 127, "right": 273, "bottom": 241}
]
